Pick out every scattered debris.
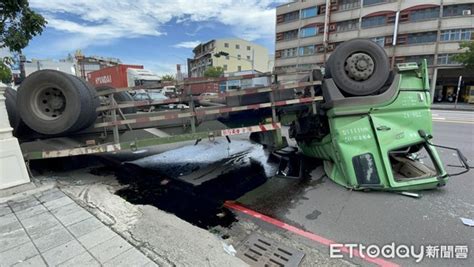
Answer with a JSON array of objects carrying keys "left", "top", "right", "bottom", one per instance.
[
  {"left": 399, "top": 191, "right": 421, "bottom": 198},
  {"left": 222, "top": 243, "right": 237, "bottom": 256},
  {"left": 460, "top": 217, "right": 474, "bottom": 227}
]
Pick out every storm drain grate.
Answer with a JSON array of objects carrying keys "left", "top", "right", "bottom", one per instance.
[{"left": 236, "top": 234, "right": 305, "bottom": 267}]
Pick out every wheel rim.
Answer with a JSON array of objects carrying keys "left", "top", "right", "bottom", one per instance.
[
  {"left": 31, "top": 87, "right": 66, "bottom": 120},
  {"left": 344, "top": 53, "right": 375, "bottom": 81}
]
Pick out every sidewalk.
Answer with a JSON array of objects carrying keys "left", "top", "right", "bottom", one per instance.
[
  {"left": 0, "top": 188, "right": 157, "bottom": 267},
  {"left": 431, "top": 103, "right": 474, "bottom": 111}
]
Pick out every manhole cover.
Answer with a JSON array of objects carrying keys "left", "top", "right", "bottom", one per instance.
[{"left": 237, "top": 234, "right": 305, "bottom": 267}]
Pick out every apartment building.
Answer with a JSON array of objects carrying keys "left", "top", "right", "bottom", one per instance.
[
  {"left": 275, "top": 0, "right": 474, "bottom": 101},
  {"left": 188, "top": 38, "right": 270, "bottom": 77}
]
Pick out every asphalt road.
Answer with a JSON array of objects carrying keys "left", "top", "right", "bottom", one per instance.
[{"left": 237, "top": 110, "right": 474, "bottom": 266}]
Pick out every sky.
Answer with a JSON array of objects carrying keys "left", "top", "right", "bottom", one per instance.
[{"left": 23, "top": 0, "right": 288, "bottom": 76}]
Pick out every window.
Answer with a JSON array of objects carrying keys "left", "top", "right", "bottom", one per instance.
[
  {"left": 407, "top": 32, "right": 437, "bottom": 44},
  {"left": 246, "top": 55, "right": 251, "bottom": 59},
  {"left": 237, "top": 54, "right": 241, "bottom": 60},
  {"left": 300, "top": 26, "right": 318, "bottom": 37},
  {"left": 404, "top": 55, "right": 434, "bottom": 65},
  {"left": 282, "top": 47, "right": 298, "bottom": 58},
  {"left": 298, "top": 45, "right": 316, "bottom": 56},
  {"left": 235, "top": 44, "right": 240, "bottom": 49},
  {"left": 301, "top": 7, "right": 318, "bottom": 19},
  {"left": 237, "top": 66, "right": 242, "bottom": 71},
  {"left": 225, "top": 55, "right": 230, "bottom": 60},
  {"left": 337, "top": 19, "right": 359, "bottom": 32},
  {"left": 224, "top": 43, "right": 229, "bottom": 48},
  {"left": 280, "top": 11, "right": 299, "bottom": 23},
  {"left": 282, "top": 29, "right": 299, "bottom": 41},
  {"left": 361, "top": 16, "right": 385, "bottom": 28},
  {"left": 223, "top": 64, "right": 228, "bottom": 71},
  {"left": 443, "top": 4, "right": 472, "bottom": 17},
  {"left": 371, "top": 36, "right": 385, "bottom": 47},
  {"left": 247, "top": 46, "right": 251, "bottom": 51},
  {"left": 361, "top": 15, "right": 386, "bottom": 28},
  {"left": 363, "top": 0, "right": 388, "bottom": 7},
  {"left": 441, "top": 29, "right": 472, "bottom": 41},
  {"left": 339, "top": 0, "right": 360, "bottom": 10},
  {"left": 410, "top": 7, "right": 439, "bottom": 21},
  {"left": 437, "top": 54, "right": 460, "bottom": 65}
]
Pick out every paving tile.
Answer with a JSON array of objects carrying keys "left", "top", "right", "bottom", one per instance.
[
  {"left": 0, "top": 219, "right": 22, "bottom": 235},
  {"left": 89, "top": 236, "right": 133, "bottom": 263},
  {"left": 51, "top": 202, "right": 82, "bottom": 218},
  {"left": 8, "top": 197, "right": 40, "bottom": 212},
  {"left": 0, "top": 213, "right": 18, "bottom": 228},
  {"left": 21, "top": 212, "right": 61, "bottom": 239},
  {"left": 31, "top": 225, "right": 74, "bottom": 253},
  {"left": 144, "top": 262, "right": 159, "bottom": 267},
  {"left": 12, "top": 255, "right": 47, "bottom": 267},
  {"left": 67, "top": 217, "right": 104, "bottom": 238},
  {"left": 0, "top": 204, "right": 12, "bottom": 217},
  {"left": 42, "top": 196, "right": 75, "bottom": 211},
  {"left": 35, "top": 189, "right": 65, "bottom": 203},
  {"left": 0, "top": 241, "right": 38, "bottom": 266},
  {"left": 56, "top": 208, "right": 93, "bottom": 226},
  {"left": 58, "top": 252, "right": 100, "bottom": 267},
  {"left": 103, "top": 247, "right": 154, "bottom": 267},
  {"left": 0, "top": 227, "right": 30, "bottom": 253},
  {"left": 15, "top": 204, "right": 48, "bottom": 220},
  {"left": 42, "top": 239, "right": 86, "bottom": 266},
  {"left": 77, "top": 226, "right": 116, "bottom": 249}
]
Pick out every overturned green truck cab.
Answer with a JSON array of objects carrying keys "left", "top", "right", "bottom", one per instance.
[
  {"left": 299, "top": 61, "right": 447, "bottom": 191},
  {"left": 289, "top": 39, "right": 469, "bottom": 191}
]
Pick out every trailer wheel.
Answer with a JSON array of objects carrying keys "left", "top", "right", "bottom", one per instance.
[
  {"left": 4, "top": 87, "right": 32, "bottom": 137},
  {"left": 17, "top": 70, "right": 97, "bottom": 135},
  {"left": 96, "top": 86, "right": 137, "bottom": 114},
  {"left": 326, "top": 39, "right": 390, "bottom": 96},
  {"left": 71, "top": 76, "right": 100, "bottom": 128}
]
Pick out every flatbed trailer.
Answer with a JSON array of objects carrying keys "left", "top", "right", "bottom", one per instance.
[{"left": 19, "top": 70, "right": 322, "bottom": 160}]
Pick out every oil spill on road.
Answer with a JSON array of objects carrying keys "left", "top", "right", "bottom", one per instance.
[{"left": 114, "top": 140, "right": 279, "bottom": 229}]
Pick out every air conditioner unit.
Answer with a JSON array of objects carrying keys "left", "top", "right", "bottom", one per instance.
[
  {"left": 317, "top": 46, "right": 325, "bottom": 52},
  {"left": 329, "top": 24, "right": 336, "bottom": 31},
  {"left": 462, "top": 10, "right": 471, "bottom": 15},
  {"left": 327, "top": 44, "right": 335, "bottom": 51}
]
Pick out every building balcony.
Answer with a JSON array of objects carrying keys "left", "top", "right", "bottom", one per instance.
[
  {"left": 393, "top": 43, "right": 437, "bottom": 56},
  {"left": 330, "top": 30, "right": 359, "bottom": 42},
  {"left": 276, "top": 20, "right": 302, "bottom": 33},
  {"left": 437, "top": 42, "right": 463, "bottom": 53},
  {"left": 441, "top": 16, "right": 474, "bottom": 30},
  {"left": 276, "top": 1, "right": 324, "bottom": 15},
  {"left": 331, "top": 9, "right": 361, "bottom": 22},
  {"left": 275, "top": 54, "right": 324, "bottom": 67},
  {"left": 360, "top": 1, "right": 398, "bottom": 17},
  {"left": 398, "top": 19, "right": 439, "bottom": 34},
  {"left": 359, "top": 25, "right": 395, "bottom": 39}
]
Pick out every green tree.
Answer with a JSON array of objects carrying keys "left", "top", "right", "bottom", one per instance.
[
  {"left": 0, "top": 61, "right": 12, "bottom": 83},
  {"left": 204, "top": 66, "right": 224, "bottom": 78},
  {"left": 161, "top": 74, "right": 175, "bottom": 81},
  {"left": 1, "top": 0, "right": 47, "bottom": 53},
  {"left": 453, "top": 41, "right": 474, "bottom": 69}
]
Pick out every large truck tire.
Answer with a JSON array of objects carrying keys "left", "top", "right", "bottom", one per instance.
[
  {"left": 4, "top": 87, "right": 31, "bottom": 137},
  {"left": 96, "top": 86, "right": 137, "bottom": 114},
  {"left": 17, "top": 70, "right": 97, "bottom": 135},
  {"left": 71, "top": 76, "right": 100, "bottom": 128},
  {"left": 326, "top": 39, "right": 390, "bottom": 96}
]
